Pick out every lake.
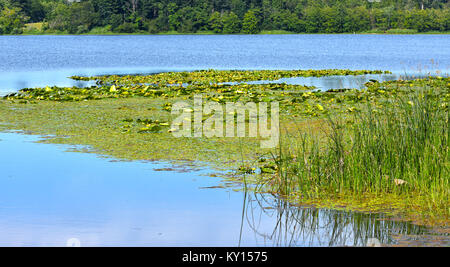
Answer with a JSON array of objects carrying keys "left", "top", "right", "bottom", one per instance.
[
  {"left": 0, "top": 34, "right": 449, "bottom": 94},
  {"left": 0, "top": 34, "right": 448, "bottom": 246}
]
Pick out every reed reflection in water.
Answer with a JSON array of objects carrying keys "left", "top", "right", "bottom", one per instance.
[{"left": 239, "top": 192, "right": 427, "bottom": 247}]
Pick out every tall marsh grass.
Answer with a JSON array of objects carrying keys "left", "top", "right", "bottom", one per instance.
[{"left": 272, "top": 90, "right": 449, "bottom": 216}]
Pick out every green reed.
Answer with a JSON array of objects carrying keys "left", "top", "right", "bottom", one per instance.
[{"left": 272, "top": 88, "right": 449, "bottom": 216}]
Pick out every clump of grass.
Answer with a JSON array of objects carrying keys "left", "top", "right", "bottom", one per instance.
[
  {"left": 259, "top": 30, "right": 294, "bottom": 35},
  {"left": 269, "top": 89, "right": 449, "bottom": 219},
  {"left": 88, "top": 25, "right": 113, "bottom": 35},
  {"left": 386, "top": 28, "right": 419, "bottom": 34}
]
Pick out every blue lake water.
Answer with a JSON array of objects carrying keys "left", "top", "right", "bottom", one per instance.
[
  {"left": 0, "top": 132, "right": 426, "bottom": 246},
  {"left": 0, "top": 35, "right": 449, "bottom": 93},
  {"left": 0, "top": 34, "right": 447, "bottom": 246}
]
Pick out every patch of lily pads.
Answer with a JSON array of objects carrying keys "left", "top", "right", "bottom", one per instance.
[
  {"left": 70, "top": 69, "right": 392, "bottom": 85},
  {"left": 4, "top": 71, "right": 448, "bottom": 122}
]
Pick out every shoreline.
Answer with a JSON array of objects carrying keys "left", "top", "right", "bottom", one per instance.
[{"left": 10, "top": 30, "right": 450, "bottom": 37}]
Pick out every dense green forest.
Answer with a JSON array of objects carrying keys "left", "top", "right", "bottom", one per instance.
[{"left": 0, "top": 0, "right": 449, "bottom": 34}]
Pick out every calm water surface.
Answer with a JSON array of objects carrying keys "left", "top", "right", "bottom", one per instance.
[
  {"left": 0, "top": 132, "right": 426, "bottom": 246},
  {"left": 0, "top": 35, "right": 447, "bottom": 246},
  {"left": 0, "top": 35, "right": 449, "bottom": 93}
]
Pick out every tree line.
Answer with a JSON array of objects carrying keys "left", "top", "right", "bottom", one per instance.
[{"left": 1, "top": 0, "right": 449, "bottom": 34}]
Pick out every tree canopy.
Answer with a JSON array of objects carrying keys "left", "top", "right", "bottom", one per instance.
[{"left": 0, "top": 0, "right": 449, "bottom": 34}]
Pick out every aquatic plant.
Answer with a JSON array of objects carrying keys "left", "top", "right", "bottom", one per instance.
[
  {"left": 261, "top": 88, "right": 449, "bottom": 221},
  {"left": 71, "top": 69, "right": 392, "bottom": 86}
]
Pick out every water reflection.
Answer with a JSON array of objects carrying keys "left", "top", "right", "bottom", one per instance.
[
  {"left": 245, "top": 72, "right": 442, "bottom": 91},
  {"left": 240, "top": 191, "right": 426, "bottom": 247},
  {"left": 0, "top": 132, "right": 430, "bottom": 246},
  {"left": 0, "top": 69, "right": 166, "bottom": 94}
]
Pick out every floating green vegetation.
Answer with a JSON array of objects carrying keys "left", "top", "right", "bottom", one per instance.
[
  {"left": 5, "top": 74, "right": 448, "bottom": 121},
  {"left": 0, "top": 70, "right": 448, "bottom": 227},
  {"left": 70, "top": 69, "right": 391, "bottom": 85},
  {"left": 3, "top": 82, "right": 316, "bottom": 103}
]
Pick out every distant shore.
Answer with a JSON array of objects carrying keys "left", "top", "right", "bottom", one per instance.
[
  {"left": 10, "top": 23, "right": 449, "bottom": 36},
  {"left": 13, "top": 31, "right": 450, "bottom": 36}
]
